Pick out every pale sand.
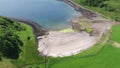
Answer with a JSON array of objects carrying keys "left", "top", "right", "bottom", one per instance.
[
  {"left": 38, "top": 31, "right": 97, "bottom": 57},
  {"left": 113, "top": 42, "right": 120, "bottom": 48},
  {"left": 37, "top": 19, "right": 112, "bottom": 57}
]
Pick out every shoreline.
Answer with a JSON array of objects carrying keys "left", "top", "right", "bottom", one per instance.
[
  {"left": 10, "top": 18, "right": 47, "bottom": 37},
  {"left": 1, "top": 0, "right": 113, "bottom": 57},
  {"left": 59, "top": 0, "right": 101, "bottom": 19},
  {"left": 6, "top": 17, "right": 47, "bottom": 45},
  {"left": 37, "top": 0, "right": 113, "bottom": 57}
]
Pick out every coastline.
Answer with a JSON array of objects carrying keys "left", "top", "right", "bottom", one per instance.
[
  {"left": 1, "top": 0, "right": 113, "bottom": 57},
  {"left": 6, "top": 17, "right": 47, "bottom": 45},
  {"left": 37, "top": 0, "right": 113, "bottom": 57},
  {"left": 59, "top": 0, "right": 101, "bottom": 19},
  {"left": 10, "top": 18, "right": 47, "bottom": 36},
  {"left": 60, "top": 0, "right": 113, "bottom": 41}
]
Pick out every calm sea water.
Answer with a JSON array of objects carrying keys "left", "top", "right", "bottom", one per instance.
[{"left": 0, "top": 0, "right": 81, "bottom": 30}]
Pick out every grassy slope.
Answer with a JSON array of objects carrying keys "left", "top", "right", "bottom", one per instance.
[
  {"left": 0, "top": 23, "right": 44, "bottom": 68},
  {"left": 0, "top": 58, "right": 15, "bottom": 68},
  {"left": 51, "top": 45, "right": 120, "bottom": 68},
  {"left": 73, "top": 0, "right": 120, "bottom": 21},
  {"left": 12, "top": 23, "right": 45, "bottom": 68}
]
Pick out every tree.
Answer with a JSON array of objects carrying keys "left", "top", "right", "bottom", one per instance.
[{"left": 0, "top": 16, "right": 24, "bottom": 59}]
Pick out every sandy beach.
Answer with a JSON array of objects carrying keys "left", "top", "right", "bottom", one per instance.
[
  {"left": 37, "top": 17, "right": 112, "bottom": 57},
  {"left": 37, "top": 0, "right": 113, "bottom": 57},
  {"left": 38, "top": 31, "right": 97, "bottom": 57}
]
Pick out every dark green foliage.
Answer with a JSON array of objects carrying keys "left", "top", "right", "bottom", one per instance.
[
  {"left": 105, "top": 5, "right": 116, "bottom": 11},
  {"left": 27, "top": 36, "right": 31, "bottom": 40},
  {"left": 0, "top": 16, "right": 25, "bottom": 59},
  {"left": 0, "top": 34, "right": 23, "bottom": 59},
  {"left": 81, "top": 0, "right": 109, "bottom": 7}
]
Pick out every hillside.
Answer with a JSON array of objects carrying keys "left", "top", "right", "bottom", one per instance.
[
  {"left": 0, "top": 16, "right": 45, "bottom": 68},
  {"left": 73, "top": 0, "right": 120, "bottom": 21}
]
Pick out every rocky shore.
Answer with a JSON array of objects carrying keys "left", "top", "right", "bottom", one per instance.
[{"left": 59, "top": 0, "right": 100, "bottom": 19}]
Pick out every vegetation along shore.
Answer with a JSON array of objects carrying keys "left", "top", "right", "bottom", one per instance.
[{"left": 0, "top": 0, "right": 120, "bottom": 68}]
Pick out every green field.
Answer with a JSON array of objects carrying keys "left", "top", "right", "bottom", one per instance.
[
  {"left": 51, "top": 45, "right": 120, "bottom": 68},
  {"left": 110, "top": 25, "right": 120, "bottom": 43}
]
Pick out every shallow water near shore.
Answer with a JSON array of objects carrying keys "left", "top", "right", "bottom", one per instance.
[{"left": 0, "top": 0, "right": 81, "bottom": 30}]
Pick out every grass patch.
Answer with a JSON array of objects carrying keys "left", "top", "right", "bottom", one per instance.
[
  {"left": 11, "top": 23, "right": 45, "bottom": 68},
  {"left": 110, "top": 25, "right": 120, "bottom": 43},
  {"left": 59, "top": 28, "right": 75, "bottom": 33},
  {"left": 0, "top": 58, "right": 15, "bottom": 68}
]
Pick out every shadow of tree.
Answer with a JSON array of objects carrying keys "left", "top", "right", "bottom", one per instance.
[
  {"left": 0, "top": 34, "right": 23, "bottom": 59},
  {"left": 3, "top": 46, "right": 22, "bottom": 59},
  {"left": 5, "top": 38, "right": 23, "bottom": 59},
  {"left": 0, "top": 57, "right": 2, "bottom": 61}
]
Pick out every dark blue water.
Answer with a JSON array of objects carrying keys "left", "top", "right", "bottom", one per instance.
[{"left": 0, "top": 0, "right": 81, "bottom": 30}]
